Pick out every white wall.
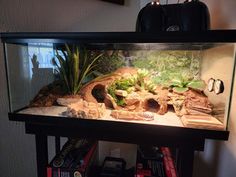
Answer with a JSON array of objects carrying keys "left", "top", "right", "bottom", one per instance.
[
  {"left": 193, "top": 1, "right": 236, "bottom": 177},
  {"left": 0, "top": 1, "right": 139, "bottom": 177},
  {"left": 0, "top": 0, "right": 139, "bottom": 32},
  {"left": 0, "top": 0, "right": 236, "bottom": 177}
]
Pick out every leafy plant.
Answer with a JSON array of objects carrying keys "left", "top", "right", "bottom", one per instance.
[
  {"left": 107, "top": 69, "right": 156, "bottom": 106},
  {"left": 169, "top": 75, "right": 206, "bottom": 93},
  {"left": 151, "top": 69, "right": 205, "bottom": 93},
  {"left": 107, "top": 76, "right": 136, "bottom": 106},
  {"left": 96, "top": 50, "right": 125, "bottom": 74},
  {"left": 53, "top": 44, "right": 102, "bottom": 95},
  {"left": 107, "top": 83, "right": 126, "bottom": 106}
]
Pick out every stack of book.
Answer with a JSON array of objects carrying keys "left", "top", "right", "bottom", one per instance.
[
  {"left": 161, "top": 147, "right": 177, "bottom": 177},
  {"left": 47, "top": 138, "right": 97, "bottom": 177},
  {"left": 136, "top": 146, "right": 165, "bottom": 177},
  {"left": 136, "top": 146, "right": 177, "bottom": 177}
]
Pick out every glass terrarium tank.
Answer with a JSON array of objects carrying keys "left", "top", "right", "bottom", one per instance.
[{"left": 2, "top": 32, "right": 235, "bottom": 131}]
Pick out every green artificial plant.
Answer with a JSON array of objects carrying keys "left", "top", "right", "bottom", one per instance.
[
  {"left": 107, "top": 69, "right": 156, "bottom": 106},
  {"left": 168, "top": 72, "right": 206, "bottom": 93},
  {"left": 53, "top": 44, "right": 102, "bottom": 95}
]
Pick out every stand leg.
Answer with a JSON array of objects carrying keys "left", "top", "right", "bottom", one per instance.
[
  {"left": 55, "top": 136, "right": 61, "bottom": 154},
  {"left": 177, "top": 148, "right": 194, "bottom": 177},
  {"left": 35, "top": 135, "right": 48, "bottom": 177}
]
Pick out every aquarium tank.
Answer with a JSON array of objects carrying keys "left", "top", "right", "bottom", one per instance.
[{"left": 1, "top": 32, "right": 235, "bottom": 131}]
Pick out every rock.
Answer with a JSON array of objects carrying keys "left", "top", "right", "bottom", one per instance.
[
  {"left": 142, "top": 97, "right": 159, "bottom": 112},
  {"left": 111, "top": 110, "right": 154, "bottom": 121},
  {"left": 79, "top": 76, "right": 117, "bottom": 104},
  {"left": 186, "top": 105, "right": 212, "bottom": 114},
  {"left": 30, "top": 93, "right": 59, "bottom": 107},
  {"left": 29, "top": 81, "right": 66, "bottom": 107},
  {"left": 168, "top": 92, "right": 186, "bottom": 116},
  {"left": 181, "top": 114, "right": 224, "bottom": 130},
  {"left": 124, "top": 92, "right": 141, "bottom": 106},
  {"left": 57, "top": 97, "right": 81, "bottom": 106},
  {"left": 115, "top": 90, "right": 128, "bottom": 97},
  {"left": 66, "top": 100, "right": 106, "bottom": 119},
  {"left": 157, "top": 99, "right": 168, "bottom": 115},
  {"left": 166, "top": 89, "right": 213, "bottom": 117},
  {"left": 105, "top": 94, "right": 120, "bottom": 110},
  {"left": 126, "top": 104, "right": 138, "bottom": 111},
  {"left": 183, "top": 89, "right": 213, "bottom": 114}
]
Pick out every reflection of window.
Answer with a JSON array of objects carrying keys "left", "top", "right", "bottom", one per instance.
[{"left": 28, "top": 43, "right": 55, "bottom": 78}]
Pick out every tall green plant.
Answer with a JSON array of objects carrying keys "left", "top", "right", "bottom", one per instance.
[{"left": 53, "top": 44, "right": 102, "bottom": 95}]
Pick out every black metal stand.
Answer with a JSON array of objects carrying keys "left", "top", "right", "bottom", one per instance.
[
  {"left": 11, "top": 114, "right": 227, "bottom": 177},
  {"left": 34, "top": 134, "right": 197, "bottom": 177},
  {"left": 35, "top": 135, "right": 48, "bottom": 177},
  {"left": 55, "top": 136, "right": 61, "bottom": 155},
  {"left": 28, "top": 125, "right": 206, "bottom": 177},
  {"left": 177, "top": 148, "right": 195, "bottom": 177}
]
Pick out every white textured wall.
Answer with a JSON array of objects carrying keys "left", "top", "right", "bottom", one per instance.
[
  {"left": 192, "top": 1, "right": 236, "bottom": 177},
  {"left": 1, "top": 0, "right": 236, "bottom": 177},
  {"left": 0, "top": 0, "right": 139, "bottom": 32},
  {"left": 0, "top": 1, "right": 139, "bottom": 177}
]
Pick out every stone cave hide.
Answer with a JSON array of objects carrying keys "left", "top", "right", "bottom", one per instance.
[
  {"left": 79, "top": 67, "right": 138, "bottom": 107},
  {"left": 79, "top": 67, "right": 170, "bottom": 115}
]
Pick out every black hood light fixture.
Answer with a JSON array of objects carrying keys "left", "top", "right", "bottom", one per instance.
[
  {"left": 136, "top": 0, "right": 210, "bottom": 32},
  {"left": 151, "top": 0, "right": 160, "bottom": 5}
]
